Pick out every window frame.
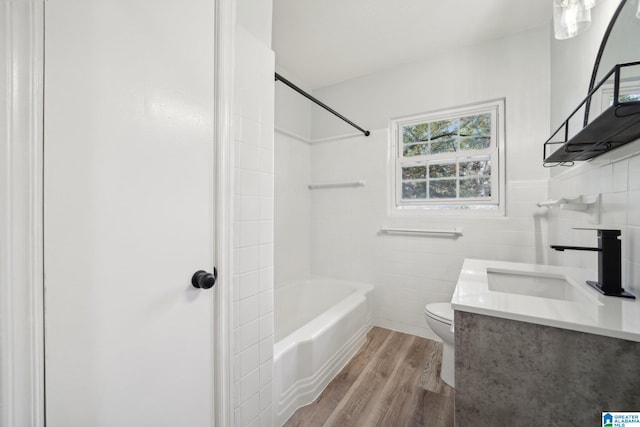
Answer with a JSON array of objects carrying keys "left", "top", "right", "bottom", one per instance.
[
  {"left": 598, "top": 80, "right": 640, "bottom": 113},
  {"left": 389, "top": 99, "right": 506, "bottom": 215}
]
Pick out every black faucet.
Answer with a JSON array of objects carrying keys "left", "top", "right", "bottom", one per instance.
[{"left": 551, "top": 229, "right": 635, "bottom": 299}]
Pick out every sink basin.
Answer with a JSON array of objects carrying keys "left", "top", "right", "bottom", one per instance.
[
  {"left": 451, "top": 259, "right": 639, "bottom": 343},
  {"left": 486, "top": 268, "right": 591, "bottom": 303}
]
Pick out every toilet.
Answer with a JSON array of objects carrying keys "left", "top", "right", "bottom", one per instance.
[{"left": 424, "top": 303, "right": 455, "bottom": 387}]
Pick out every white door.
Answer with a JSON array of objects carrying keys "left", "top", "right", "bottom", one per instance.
[{"left": 44, "top": 1, "right": 217, "bottom": 426}]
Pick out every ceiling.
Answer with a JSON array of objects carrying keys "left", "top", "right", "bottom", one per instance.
[{"left": 272, "top": 0, "right": 552, "bottom": 90}]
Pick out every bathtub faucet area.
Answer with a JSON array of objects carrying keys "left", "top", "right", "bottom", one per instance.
[{"left": 551, "top": 228, "right": 635, "bottom": 299}]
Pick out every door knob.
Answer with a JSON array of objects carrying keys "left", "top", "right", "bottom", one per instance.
[{"left": 191, "top": 268, "right": 217, "bottom": 289}]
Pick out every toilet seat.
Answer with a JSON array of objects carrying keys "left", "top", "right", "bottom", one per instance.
[{"left": 424, "top": 303, "right": 453, "bottom": 325}]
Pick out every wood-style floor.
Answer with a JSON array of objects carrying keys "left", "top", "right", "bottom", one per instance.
[{"left": 284, "top": 327, "right": 454, "bottom": 427}]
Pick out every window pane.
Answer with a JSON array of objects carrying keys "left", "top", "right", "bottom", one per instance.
[
  {"left": 459, "top": 114, "right": 491, "bottom": 136},
  {"left": 431, "top": 137, "right": 457, "bottom": 154},
  {"left": 607, "top": 94, "right": 640, "bottom": 105},
  {"left": 460, "top": 136, "right": 491, "bottom": 151},
  {"left": 429, "top": 180, "right": 456, "bottom": 198},
  {"left": 429, "top": 163, "right": 456, "bottom": 178},
  {"left": 403, "top": 143, "right": 429, "bottom": 157},
  {"left": 460, "top": 177, "right": 491, "bottom": 198},
  {"left": 430, "top": 119, "right": 457, "bottom": 140},
  {"left": 459, "top": 159, "right": 491, "bottom": 176},
  {"left": 402, "top": 124, "right": 429, "bottom": 144},
  {"left": 402, "top": 181, "right": 427, "bottom": 199},
  {"left": 394, "top": 101, "right": 502, "bottom": 209},
  {"left": 402, "top": 165, "right": 427, "bottom": 179}
]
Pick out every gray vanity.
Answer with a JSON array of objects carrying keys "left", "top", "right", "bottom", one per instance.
[{"left": 451, "top": 259, "right": 640, "bottom": 426}]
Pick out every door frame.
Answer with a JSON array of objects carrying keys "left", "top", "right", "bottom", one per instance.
[
  {"left": 0, "top": 1, "right": 44, "bottom": 426},
  {"left": 0, "top": 0, "right": 235, "bottom": 425},
  {"left": 212, "top": 0, "right": 235, "bottom": 425}
]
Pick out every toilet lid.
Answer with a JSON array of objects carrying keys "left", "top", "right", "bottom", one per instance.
[{"left": 425, "top": 303, "right": 453, "bottom": 324}]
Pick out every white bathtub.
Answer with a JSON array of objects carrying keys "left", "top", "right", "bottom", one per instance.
[{"left": 273, "top": 278, "right": 373, "bottom": 426}]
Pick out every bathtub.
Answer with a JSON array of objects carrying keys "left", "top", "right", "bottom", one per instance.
[{"left": 273, "top": 278, "right": 373, "bottom": 426}]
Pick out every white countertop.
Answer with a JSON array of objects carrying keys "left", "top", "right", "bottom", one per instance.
[{"left": 451, "top": 259, "right": 640, "bottom": 342}]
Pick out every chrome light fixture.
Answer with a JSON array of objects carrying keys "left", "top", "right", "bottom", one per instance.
[{"left": 554, "top": 0, "right": 597, "bottom": 39}]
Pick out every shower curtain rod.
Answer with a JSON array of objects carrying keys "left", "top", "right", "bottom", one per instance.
[{"left": 274, "top": 73, "right": 370, "bottom": 137}]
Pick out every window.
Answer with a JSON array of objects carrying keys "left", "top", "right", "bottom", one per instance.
[
  {"left": 390, "top": 99, "right": 505, "bottom": 213},
  {"left": 599, "top": 80, "right": 640, "bottom": 112}
]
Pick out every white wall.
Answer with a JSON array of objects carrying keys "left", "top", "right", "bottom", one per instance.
[
  {"left": 274, "top": 132, "right": 311, "bottom": 288},
  {"left": 234, "top": 1, "right": 275, "bottom": 424},
  {"left": 548, "top": 0, "right": 640, "bottom": 296},
  {"left": 547, "top": 151, "right": 640, "bottom": 296},
  {"left": 236, "top": 0, "right": 273, "bottom": 48},
  {"left": 307, "top": 26, "right": 551, "bottom": 339},
  {"left": 275, "top": 68, "right": 312, "bottom": 140},
  {"left": 274, "top": 71, "right": 312, "bottom": 288}
]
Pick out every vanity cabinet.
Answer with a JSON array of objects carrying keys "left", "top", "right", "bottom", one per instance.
[{"left": 454, "top": 311, "right": 640, "bottom": 426}]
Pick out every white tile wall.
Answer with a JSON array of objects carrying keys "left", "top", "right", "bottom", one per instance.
[
  {"left": 234, "top": 26, "right": 275, "bottom": 427},
  {"left": 309, "top": 130, "right": 549, "bottom": 339},
  {"left": 273, "top": 68, "right": 314, "bottom": 289},
  {"left": 274, "top": 131, "right": 312, "bottom": 288},
  {"left": 303, "top": 26, "right": 551, "bottom": 339},
  {"left": 273, "top": 27, "right": 552, "bottom": 341},
  {"left": 547, "top": 144, "right": 640, "bottom": 296}
]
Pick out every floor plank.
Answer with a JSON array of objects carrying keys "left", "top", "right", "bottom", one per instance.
[
  {"left": 284, "top": 327, "right": 393, "bottom": 427},
  {"left": 283, "top": 327, "right": 454, "bottom": 427},
  {"left": 370, "top": 336, "right": 435, "bottom": 427},
  {"left": 322, "top": 330, "right": 414, "bottom": 426}
]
